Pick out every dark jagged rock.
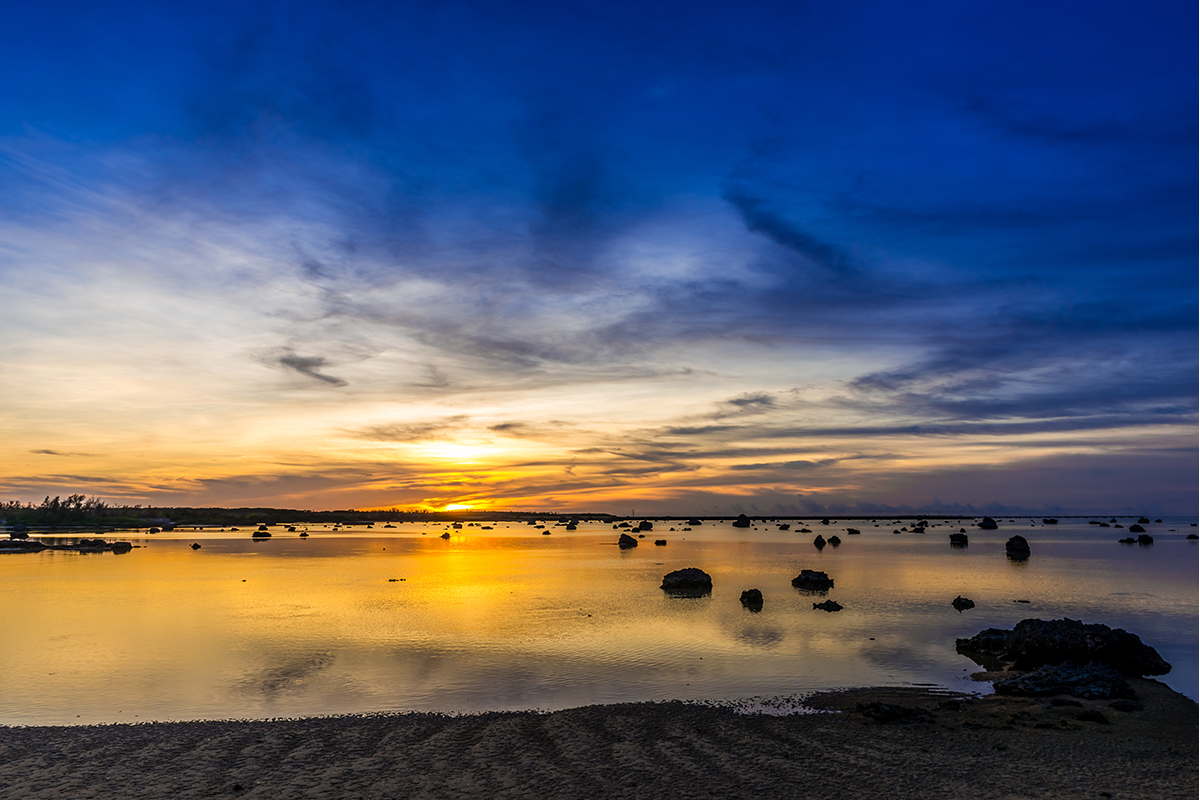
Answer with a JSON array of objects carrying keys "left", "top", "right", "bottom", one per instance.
[
  {"left": 827, "top": 535, "right": 841, "bottom": 546},
  {"left": 252, "top": 530, "right": 272, "bottom": 538},
  {"left": 1042, "top": 518, "right": 1058, "bottom": 524},
  {"left": 1005, "top": 535, "right": 1031, "bottom": 558},
  {"left": 777, "top": 523, "right": 790, "bottom": 531},
  {"left": 813, "top": 599, "right": 843, "bottom": 612},
  {"left": 287, "top": 526, "right": 297, "bottom": 532},
  {"left": 1188, "top": 533, "right": 1199, "bottom": 540},
  {"left": 951, "top": 595, "right": 975, "bottom": 612},
  {"left": 1118, "top": 537, "right": 1137, "bottom": 544},
  {"left": 686, "top": 518, "right": 702, "bottom": 526},
  {"left": 617, "top": 533, "right": 638, "bottom": 548},
  {"left": 1136, "top": 533, "right": 1153, "bottom": 545},
  {"left": 1005, "top": 618, "right": 1171, "bottom": 675},
  {"left": 845, "top": 528, "right": 860, "bottom": 535},
  {"left": 654, "top": 539, "right": 666, "bottom": 546},
  {"left": 959, "top": 618, "right": 1171, "bottom": 677},
  {"left": 813, "top": 535, "right": 826, "bottom": 549},
  {"left": 439, "top": 532, "right": 450, "bottom": 539},
  {"left": 731, "top": 514, "right": 751, "bottom": 528},
  {"left": 1137, "top": 517, "right": 1150, "bottom": 524},
  {"left": 856, "top": 702, "right": 933, "bottom": 723},
  {"left": 799, "top": 528, "right": 812, "bottom": 533},
  {"left": 637, "top": 520, "right": 653, "bottom": 531},
  {"left": 955, "top": 628, "right": 1011, "bottom": 670},
  {"left": 661, "top": 568, "right": 712, "bottom": 596},
  {"left": 299, "top": 531, "right": 309, "bottom": 537},
  {"left": 992, "top": 662, "right": 1135, "bottom": 700},
  {"left": 191, "top": 543, "right": 201, "bottom": 550},
  {"left": 949, "top": 532, "right": 969, "bottom": 546},
  {"left": 791, "top": 569, "right": 834, "bottom": 591},
  {"left": 616, "top": 522, "right": 631, "bottom": 528},
  {"left": 739, "top": 588, "right": 763, "bottom": 610},
  {"left": 977, "top": 517, "right": 998, "bottom": 530},
  {"left": 1128, "top": 524, "right": 1145, "bottom": 533},
  {"left": 820, "top": 518, "right": 830, "bottom": 525}
]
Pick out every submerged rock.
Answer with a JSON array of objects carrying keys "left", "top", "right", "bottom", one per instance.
[
  {"left": 977, "top": 517, "right": 998, "bottom": 530},
  {"left": 791, "top": 569, "right": 834, "bottom": 591},
  {"left": 951, "top": 595, "right": 975, "bottom": 612},
  {"left": 1136, "top": 533, "right": 1153, "bottom": 545},
  {"left": 739, "top": 588, "right": 763, "bottom": 610},
  {"left": 654, "top": 539, "right": 666, "bottom": 546},
  {"left": 191, "top": 543, "right": 202, "bottom": 550},
  {"left": 813, "top": 599, "right": 843, "bottom": 612},
  {"left": 845, "top": 528, "right": 860, "bottom": 535},
  {"left": 1005, "top": 535, "right": 1031, "bottom": 559},
  {"left": 661, "top": 568, "right": 713, "bottom": 596}
]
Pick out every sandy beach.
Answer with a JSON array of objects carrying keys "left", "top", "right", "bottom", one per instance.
[{"left": 0, "top": 679, "right": 1193, "bottom": 800}]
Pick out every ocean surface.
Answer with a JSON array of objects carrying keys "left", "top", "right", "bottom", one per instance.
[{"left": 1, "top": 517, "right": 1195, "bottom": 725}]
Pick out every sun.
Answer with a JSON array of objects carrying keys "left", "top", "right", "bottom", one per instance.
[{"left": 444, "top": 503, "right": 474, "bottom": 511}]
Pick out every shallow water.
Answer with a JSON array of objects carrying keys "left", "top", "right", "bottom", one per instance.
[{"left": 1, "top": 517, "right": 1195, "bottom": 724}]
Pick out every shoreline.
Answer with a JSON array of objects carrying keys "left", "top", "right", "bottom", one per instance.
[{"left": 2, "top": 680, "right": 1194, "bottom": 799}]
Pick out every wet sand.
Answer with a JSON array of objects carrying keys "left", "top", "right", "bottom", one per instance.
[{"left": 0, "top": 679, "right": 1194, "bottom": 800}]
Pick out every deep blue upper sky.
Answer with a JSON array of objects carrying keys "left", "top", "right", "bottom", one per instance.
[{"left": 0, "top": 0, "right": 1195, "bottom": 513}]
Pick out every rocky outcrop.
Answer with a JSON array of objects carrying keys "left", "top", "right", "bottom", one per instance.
[
  {"left": 813, "top": 599, "right": 843, "bottom": 612},
  {"left": 957, "top": 618, "right": 1171, "bottom": 676},
  {"left": 731, "top": 514, "right": 751, "bottom": 528},
  {"left": 791, "top": 569, "right": 834, "bottom": 591},
  {"left": 739, "top": 588, "right": 763, "bottom": 610},
  {"left": 949, "top": 532, "right": 969, "bottom": 546},
  {"left": 827, "top": 535, "right": 841, "bottom": 546},
  {"left": 777, "top": 523, "right": 790, "bottom": 531},
  {"left": 977, "top": 517, "right": 998, "bottom": 530},
  {"left": 1136, "top": 533, "right": 1153, "bottom": 545},
  {"left": 845, "top": 528, "right": 860, "bottom": 535},
  {"left": 654, "top": 539, "right": 666, "bottom": 546},
  {"left": 951, "top": 596, "right": 975, "bottom": 612},
  {"left": 686, "top": 518, "right": 702, "bottom": 526},
  {"left": 637, "top": 520, "right": 653, "bottom": 531},
  {"left": 618, "top": 533, "right": 638, "bottom": 548},
  {"left": 813, "top": 535, "right": 826, "bottom": 549},
  {"left": 1005, "top": 535, "right": 1031, "bottom": 559},
  {"left": 661, "top": 568, "right": 712, "bottom": 596},
  {"left": 992, "top": 662, "right": 1135, "bottom": 700},
  {"left": 1128, "top": 524, "right": 1145, "bottom": 533}
]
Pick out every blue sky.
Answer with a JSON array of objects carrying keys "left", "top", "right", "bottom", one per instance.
[{"left": 1, "top": 0, "right": 1195, "bottom": 514}]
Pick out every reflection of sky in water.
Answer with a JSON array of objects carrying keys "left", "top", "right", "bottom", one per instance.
[{"left": 1, "top": 519, "right": 1195, "bottom": 723}]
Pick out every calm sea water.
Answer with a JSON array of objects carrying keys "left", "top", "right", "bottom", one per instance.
[{"left": 1, "top": 517, "right": 1195, "bottom": 725}]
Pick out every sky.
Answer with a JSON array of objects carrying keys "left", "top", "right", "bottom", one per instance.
[{"left": 0, "top": 0, "right": 1196, "bottom": 516}]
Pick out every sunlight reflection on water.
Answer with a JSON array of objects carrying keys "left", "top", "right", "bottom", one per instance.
[{"left": 1, "top": 517, "right": 1195, "bottom": 724}]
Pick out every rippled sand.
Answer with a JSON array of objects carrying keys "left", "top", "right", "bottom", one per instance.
[{"left": 0, "top": 680, "right": 1194, "bottom": 799}]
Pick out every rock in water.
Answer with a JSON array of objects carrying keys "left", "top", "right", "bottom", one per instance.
[
  {"left": 951, "top": 595, "right": 975, "bottom": 612},
  {"left": 828, "top": 535, "right": 842, "bottom": 546},
  {"left": 191, "top": 543, "right": 201, "bottom": 550},
  {"left": 739, "top": 588, "right": 763, "bottom": 610},
  {"left": 653, "top": 539, "right": 666, "bottom": 546},
  {"left": 1136, "top": 533, "right": 1153, "bottom": 545},
  {"left": 958, "top": 618, "right": 1171, "bottom": 676},
  {"left": 1128, "top": 524, "right": 1145, "bottom": 533},
  {"left": 661, "top": 568, "right": 713, "bottom": 596},
  {"left": 439, "top": 532, "right": 450, "bottom": 539},
  {"left": 731, "top": 514, "right": 751, "bottom": 528},
  {"left": 637, "top": 520, "right": 653, "bottom": 531},
  {"left": 949, "top": 532, "right": 969, "bottom": 546},
  {"left": 813, "top": 535, "right": 826, "bottom": 549},
  {"left": 992, "top": 662, "right": 1135, "bottom": 700},
  {"left": 686, "top": 518, "right": 702, "bottom": 526},
  {"left": 791, "top": 570, "right": 835, "bottom": 590},
  {"left": 977, "top": 517, "right": 998, "bottom": 530},
  {"left": 618, "top": 533, "right": 638, "bottom": 548},
  {"left": 845, "top": 528, "right": 860, "bottom": 535},
  {"left": 1005, "top": 535, "right": 1031, "bottom": 558},
  {"left": 813, "top": 599, "right": 843, "bottom": 612}
]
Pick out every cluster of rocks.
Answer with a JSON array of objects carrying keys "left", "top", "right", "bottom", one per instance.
[
  {"left": 0, "top": 538, "right": 133, "bottom": 554},
  {"left": 956, "top": 618, "right": 1172, "bottom": 700}
]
